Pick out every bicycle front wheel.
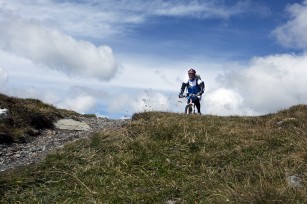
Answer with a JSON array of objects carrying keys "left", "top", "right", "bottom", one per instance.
[{"left": 185, "top": 104, "right": 193, "bottom": 114}]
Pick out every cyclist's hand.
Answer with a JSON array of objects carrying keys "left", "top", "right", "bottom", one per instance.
[
  {"left": 196, "top": 91, "right": 203, "bottom": 96},
  {"left": 178, "top": 93, "right": 183, "bottom": 98}
]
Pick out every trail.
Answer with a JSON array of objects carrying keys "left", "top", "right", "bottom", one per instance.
[{"left": 0, "top": 116, "right": 128, "bottom": 172}]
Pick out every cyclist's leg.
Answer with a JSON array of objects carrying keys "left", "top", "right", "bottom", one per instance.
[{"left": 193, "top": 97, "right": 201, "bottom": 114}]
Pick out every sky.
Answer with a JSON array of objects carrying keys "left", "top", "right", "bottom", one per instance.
[{"left": 0, "top": 0, "right": 307, "bottom": 118}]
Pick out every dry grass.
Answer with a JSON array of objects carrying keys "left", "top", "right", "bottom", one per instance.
[
  {"left": 0, "top": 104, "right": 306, "bottom": 203},
  {"left": 0, "top": 93, "right": 80, "bottom": 143}
]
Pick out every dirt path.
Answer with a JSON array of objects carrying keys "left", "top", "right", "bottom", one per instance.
[{"left": 0, "top": 117, "right": 128, "bottom": 172}]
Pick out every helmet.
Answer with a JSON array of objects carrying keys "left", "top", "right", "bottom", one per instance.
[{"left": 188, "top": 68, "right": 196, "bottom": 74}]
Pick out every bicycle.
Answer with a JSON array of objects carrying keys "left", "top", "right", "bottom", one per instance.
[{"left": 179, "top": 94, "right": 197, "bottom": 114}]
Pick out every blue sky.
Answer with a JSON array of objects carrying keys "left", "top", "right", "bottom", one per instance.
[{"left": 0, "top": 0, "right": 307, "bottom": 118}]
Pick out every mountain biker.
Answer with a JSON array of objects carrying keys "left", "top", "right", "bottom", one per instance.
[{"left": 178, "top": 68, "right": 205, "bottom": 114}]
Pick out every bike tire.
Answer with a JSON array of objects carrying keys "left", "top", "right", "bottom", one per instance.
[{"left": 185, "top": 104, "right": 193, "bottom": 114}]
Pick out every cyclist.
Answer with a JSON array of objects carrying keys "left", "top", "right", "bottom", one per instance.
[{"left": 179, "top": 68, "right": 205, "bottom": 114}]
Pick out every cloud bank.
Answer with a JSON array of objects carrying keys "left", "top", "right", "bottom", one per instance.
[
  {"left": 205, "top": 52, "right": 307, "bottom": 115},
  {"left": 0, "top": 16, "right": 118, "bottom": 80}
]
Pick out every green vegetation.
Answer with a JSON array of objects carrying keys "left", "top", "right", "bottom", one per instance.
[
  {"left": 0, "top": 93, "right": 80, "bottom": 143},
  {"left": 0, "top": 94, "right": 306, "bottom": 202}
]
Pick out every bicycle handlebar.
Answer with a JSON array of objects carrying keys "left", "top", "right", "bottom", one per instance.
[{"left": 179, "top": 94, "right": 197, "bottom": 98}]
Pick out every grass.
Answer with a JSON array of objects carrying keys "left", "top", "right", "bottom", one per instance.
[
  {"left": 0, "top": 93, "right": 80, "bottom": 143},
  {"left": 0, "top": 97, "right": 306, "bottom": 202}
]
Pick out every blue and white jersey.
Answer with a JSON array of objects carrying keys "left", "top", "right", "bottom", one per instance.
[{"left": 184, "top": 77, "right": 203, "bottom": 95}]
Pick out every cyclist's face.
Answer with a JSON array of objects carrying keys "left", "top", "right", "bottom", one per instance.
[{"left": 188, "top": 73, "right": 195, "bottom": 79}]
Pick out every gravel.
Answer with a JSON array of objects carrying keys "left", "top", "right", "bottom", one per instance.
[{"left": 0, "top": 116, "right": 129, "bottom": 172}]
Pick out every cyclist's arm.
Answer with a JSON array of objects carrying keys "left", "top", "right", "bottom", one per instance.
[
  {"left": 197, "top": 80, "right": 205, "bottom": 95},
  {"left": 180, "top": 82, "right": 187, "bottom": 94}
]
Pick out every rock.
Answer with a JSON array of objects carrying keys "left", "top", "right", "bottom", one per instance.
[
  {"left": 54, "top": 119, "right": 92, "bottom": 131},
  {"left": 14, "top": 154, "right": 21, "bottom": 158},
  {"left": 0, "top": 108, "right": 8, "bottom": 119},
  {"left": 165, "top": 198, "right": 181, "bottom": 204},
  {"left": 285, "top": 168, "right": 303, "bottom": 188},
  {"left": 286, "top": 175, "right": 303, "bottom": 188},
  {"left": 277, "top": 118, "right": 297, "bottom": 125}
]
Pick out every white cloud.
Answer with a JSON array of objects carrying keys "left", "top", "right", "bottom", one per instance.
[
  {"left": 272, "top": 0, "right": 307, "bottom": 49},
  {"left": 204, "top": 88, "right": 246, "bottom": 115},
  {"left": 207, "top": 52, "right": 307, "bottom": 115},
  {"left": 0, "top": 16, "right": 118, "bottom": 80},
  {"left": 107, "top": 94, "right": 134, "bottom": 113},
  {"left": 136, "top": 91, "right": 172, "bottom": 112},
  {"left": 108, "top": 55, "right": 223, "bottom": 93},
  {"left": 58, "top": 95, "right": 97, "bottom": 114},
  {"left": 106, "top": 89, "right": 175, "bottom": 117}
]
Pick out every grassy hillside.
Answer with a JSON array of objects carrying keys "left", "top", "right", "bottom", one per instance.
[
  {"left": 1, "top": 104, "right": 306, "bottom": 203},
  {"left": 0, "top": 93, "right": 80, "bottom": 143}
]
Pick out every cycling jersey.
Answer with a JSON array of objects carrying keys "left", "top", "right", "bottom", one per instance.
[{"left": 186, "top": 77, "right": 203, "bottom": 95}]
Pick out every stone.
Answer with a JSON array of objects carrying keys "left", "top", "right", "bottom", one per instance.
[
  {"left": 0, "top": 108, "right": 8, "bottom": 119},
  {"left": 277, "top": 117, "right": 297, "bottom": 125},
  {"left": 54, "top": 119, "right": 92, "bottom": 131},
  {"left": 286, "top": 175, "right": 303, "bottom": 188}
]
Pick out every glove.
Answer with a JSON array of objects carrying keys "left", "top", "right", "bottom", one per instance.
[
  {"left": 178, "top": 93, "right": 183, "bottom": 98},
  {"left": 196, "top": 91, "right": 204, "bottom": 96}
]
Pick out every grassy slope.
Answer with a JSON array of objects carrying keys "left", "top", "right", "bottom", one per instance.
[
  {"left": 0, "top": 93, "right": 80, "bottom": 143},
  {"left": 0, "top": 104, "right": 306, "bottom": 203}
]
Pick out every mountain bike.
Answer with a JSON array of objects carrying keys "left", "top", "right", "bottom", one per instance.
[{"left": 180, "top": 94, "right": 196, "bottom": 114}]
